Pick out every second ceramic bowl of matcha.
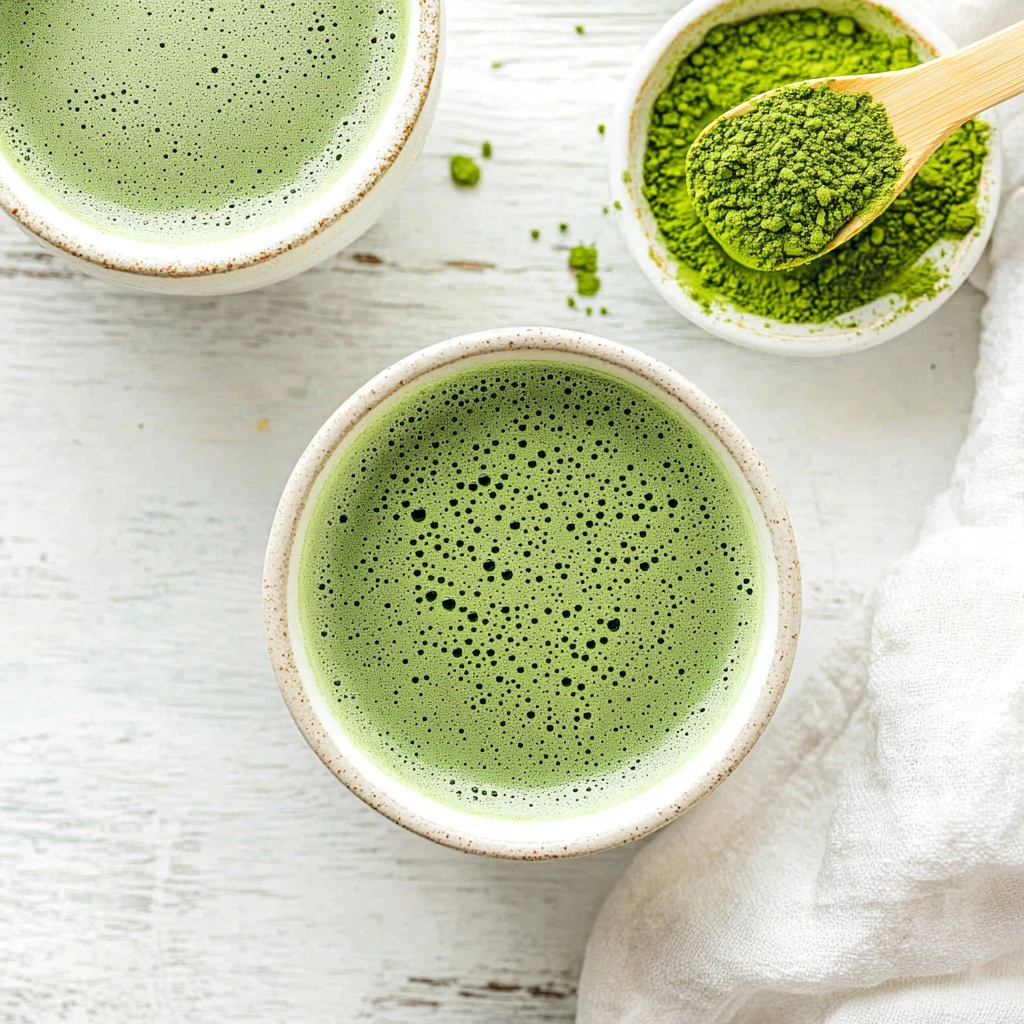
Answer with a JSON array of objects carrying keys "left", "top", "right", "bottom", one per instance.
[
  {"left": 610, "top": 0, "right": 1001, "bottom": 357},
  {"left": 264, "top": 327, "right": 801, "bottom": 859},
  {"left": 0, "top": 0, "right": 442, "bottom": 294}
]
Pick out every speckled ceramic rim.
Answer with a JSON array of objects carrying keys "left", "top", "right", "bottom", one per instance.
[
  {"left": 610, "top": 0, "right": 1002, "bottom": 357},
  {"left": 264, "top": 328, "right": 801, "bottom": 859},
  {"left": 0, "top": 0, "right": 441, "bottom": 280}
]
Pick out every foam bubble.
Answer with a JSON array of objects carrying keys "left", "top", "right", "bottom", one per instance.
[{"left": 299, "top": 360, "right": 765, "bottom": 821}]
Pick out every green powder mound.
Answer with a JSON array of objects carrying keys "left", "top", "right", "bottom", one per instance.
[
  {"left": 644, "top": 8, "right": 990, "bottom": 324},
  {"left": 686, "top": 83, "right": 905, "bottom": 271}
]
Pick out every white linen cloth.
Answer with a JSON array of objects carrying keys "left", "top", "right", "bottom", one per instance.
[{"left": 577, "top": 3, "right": 1024, "bottom": 1020}]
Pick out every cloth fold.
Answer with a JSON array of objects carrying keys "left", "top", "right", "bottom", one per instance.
[{"left": 577, "top": 3, "right": 1024, "bottom": 1020}]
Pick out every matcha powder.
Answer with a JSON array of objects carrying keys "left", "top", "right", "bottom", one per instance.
[
  {"left": 644, "top": 9, "right": 990, "bottom": 324},
  {"left": 687, "top": 83, "right": 905, "bottom": 271}
]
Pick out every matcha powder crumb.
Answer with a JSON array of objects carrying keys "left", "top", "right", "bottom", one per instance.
[
  {"left": 643, "top": 8, "right": 990, "bottom": 324},
  {"left": 687, "top": 83, "right": 906, "bottom": 270},
  {"left": 450, "top": 155, "right": 481, "bottom": 187},
  {"left": 569, "top": 244, "right": 601, "bottom": 296},
  {"left": 569, "top": 244, "right": 598, "bottom": 273}
]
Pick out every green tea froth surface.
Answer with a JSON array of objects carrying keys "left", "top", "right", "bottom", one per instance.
[
  {"left": 298, "top": 359, "right": 766, "bottom": 821},
  {"left": 0, "top": 0, "right": 408, "bottom": 243}
]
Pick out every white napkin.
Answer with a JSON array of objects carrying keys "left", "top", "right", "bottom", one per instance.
[{"left": 577, "top": 3, "right": 1024, "bottom": 1021}]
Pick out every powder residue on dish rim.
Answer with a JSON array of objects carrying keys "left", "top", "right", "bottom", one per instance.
[{"left": 642, "top": 7, "right": 990, "bottom": 325}]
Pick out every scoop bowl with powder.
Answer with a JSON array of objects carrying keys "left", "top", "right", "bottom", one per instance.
[{"left": 609, "top": 0, "right": 1001, "bottom": 356}]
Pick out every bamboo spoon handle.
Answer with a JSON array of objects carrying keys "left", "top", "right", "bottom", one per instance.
[{"left": 883, "top": 19, "right": 1024, "bottom": 150}]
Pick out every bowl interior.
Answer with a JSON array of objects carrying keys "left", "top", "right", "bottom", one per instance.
[
  {"left": 265, "top": 329, "right": 800, "bottom": 858},
  {"left": 0, "top": 0, "right": 440, "bottom": 277},
  {"left": 611, "top": 0, "right": 1001, "bottom": 357}
]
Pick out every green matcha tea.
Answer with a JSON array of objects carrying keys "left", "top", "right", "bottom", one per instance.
[
  {"left": 298, "top": 358, "right": 766, "bottom": 821},
  {"left": 0, "top": 0, "right": 408, "bottom": 244}
]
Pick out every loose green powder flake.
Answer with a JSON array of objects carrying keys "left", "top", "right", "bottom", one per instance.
[
  {"left": 531, "top": 228, "right": 541, "bottom": 240},
  {"left": 575, "top": 24, "right": 585, "bottom": 34},
  {"left": 482, "top": 141, "right": 493, "bottom": 159},
  {"left": 598, "top": 123, "right": 606, "bottom": 135},
  {"left": 643, "top": 9, "right": 989, "bottom": 324},
  {"left": 450, "top": 155, "right": 480, "bottom": 187},
  {"left": 569, "top": 244, "right": 598, "bottom": 273},
  {"left": 686, "top": 83, "right": 905, "bottom": 271},
  {"left": 569, "top": 244, "right": 601, "bottom": 296}
]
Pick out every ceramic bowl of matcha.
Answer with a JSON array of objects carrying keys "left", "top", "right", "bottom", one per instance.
[
  {"left": 611, "top": 0, "right": 1001, "bottom": 357},
  {"left": 264, "top": 328, "right": 801, "bottom": 859},
  {"left": 0, "top": 0, "right": 442, "bottom": 295}
]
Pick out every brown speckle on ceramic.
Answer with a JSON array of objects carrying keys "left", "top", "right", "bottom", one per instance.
[
  {"left": 263, "top": 328, "right": 802, "bottom": 859},
  {"left": 0, "top": 0, "right": 442, "bottom": 287}
]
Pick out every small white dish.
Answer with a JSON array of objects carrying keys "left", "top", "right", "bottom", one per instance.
[
  {"left": 609, "top": 0, "right": 1002, "bottom": 357},
  {"left": 263, "top": 327, "right": 801, "bottom": 859}
]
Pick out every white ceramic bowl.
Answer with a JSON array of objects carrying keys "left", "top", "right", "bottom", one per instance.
[
  {"left": 609, "top": 0, "right": 1001, "bottom": 357},
  {"left": 263, "top": 327, "right": 801, "bottom": 858},
  {"left": 0, "top": 0, "right": 443, "bottom": 295}
]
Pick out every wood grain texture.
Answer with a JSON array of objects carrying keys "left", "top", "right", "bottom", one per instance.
[{"left": 0, "top": 0, "right": 984, "bottom": 1020}]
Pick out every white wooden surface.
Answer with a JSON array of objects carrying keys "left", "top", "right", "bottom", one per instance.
[{"left": 0, "top": 0, "right": 984, "bottom": 1020}]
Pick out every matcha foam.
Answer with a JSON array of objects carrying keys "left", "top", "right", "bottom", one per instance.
[
  {"left": 298, "top": 358, "right": 766, "bottom": 821},
  {"left": 0, "top": 0, "right": 408, "bottom": 244}
]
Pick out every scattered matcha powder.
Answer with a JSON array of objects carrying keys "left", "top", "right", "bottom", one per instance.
[
  {"left": 450, "top": 155, "right": 480, "bottom": 187},
  {"left": 569, "top": 244, "right": 598, "bottom": 273},
  {"left": 586, "top": 307, "right": 593, "bottom": 315},
  {"left": 575, "top": 24, "right": 585, "bottom": 35},
  {"left": 642, "top": 8, "right": 989, "bottom": 323},
  {"left": 686, "top": 83, "right": 906, "bottom": 270},
  {"left": 567, "top": 296, "right": 577, "bottom": 308},
  {"left": 600, "top": 306, "right": 609, "bottom": 315},
  {"left": 491, "top": 60, "right": 504, "bottom": 69},
  {"left": 598, "top": 123, "right": 606, "bottom": 135},
  {"left": 559, "top": 222, "right": 569, "bottom": 233},
  {"left": 569, "top": 244, "right": 601, "bottom": 297},
  {"left": 482, "top": 141, "right": 493, "bottom": 159},
  {"left": 531, "top": 229, "right": 541, "bottom": 240},
  {"left": 613, "top": 200, "right": 622, "bottom": 211}
]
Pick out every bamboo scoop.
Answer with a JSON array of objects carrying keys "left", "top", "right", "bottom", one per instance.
[{"left": 694, "top": 18, "right": 1024, "bottom": 270}]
